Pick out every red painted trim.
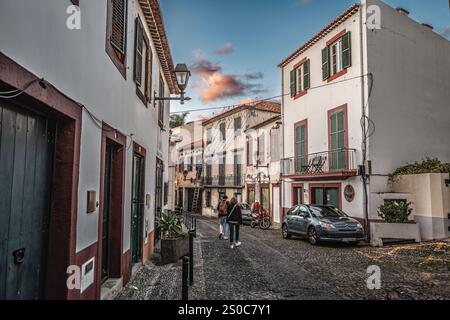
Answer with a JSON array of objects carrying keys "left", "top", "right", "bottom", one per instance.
[
  {"left": 326, "top": 29, "right": 347, "bottom": 46},
  {"left": 294, "top": 119, "right": 308, "bottom": 171},
  {"left": 293, "top": 90, "right": 308, "bottom": 100},
  {"left": 0, "top": 52, "right": 82, "bottom": 300},
  {"left": 327, "top": 104, "right": 349, "bottom": 171},
  {"left": 327, "top": 68, "right": 348, "bottom": 83},
  {"left": 75, "top": 242, "right": 98, "bottom": 300},
  {"left": 282, "top": 171, "right": 358, "bottom": 181},
  {"left": 293, "top": 57, "right": 308, "bottom": 69},
  {"left": 291, "top": 183, "right": 304, "bottom": 206},
  {"left": 309, "top": 183, "right": 342, "bottom": 209}
]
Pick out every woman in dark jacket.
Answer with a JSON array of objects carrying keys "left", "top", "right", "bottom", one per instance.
[{"left": 226, "top": 197, "right": 242, "bottom": 249}]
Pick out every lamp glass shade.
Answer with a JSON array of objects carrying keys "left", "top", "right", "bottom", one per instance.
[{"left": 174, "top": 64, "right": 190, "bottom": 91}]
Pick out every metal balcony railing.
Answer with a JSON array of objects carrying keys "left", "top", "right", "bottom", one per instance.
[
  {"left": 201, "top": 175, "right": 245, "bottom": 187},
  {"left": 281, "top": 149, "right": 357, "bottom": 176}
]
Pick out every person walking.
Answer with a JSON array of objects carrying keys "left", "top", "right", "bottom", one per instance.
[
  {"left": 227, "top": 197, "right": 242, "bottom": 249},
  {"left": 217, "top": 195, "right": 230, "bottom": 240}
]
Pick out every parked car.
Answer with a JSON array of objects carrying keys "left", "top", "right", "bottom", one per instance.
[
  {"left": 240, "top": 203, "right": 252, "bottom": 225},
  {"left": 282, "top": 205, "right": 365, "bottom": 245}
]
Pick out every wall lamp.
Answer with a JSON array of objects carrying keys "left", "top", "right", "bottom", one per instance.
[{"left": 154, "top": 64, "right": 192, "bottom": 106}]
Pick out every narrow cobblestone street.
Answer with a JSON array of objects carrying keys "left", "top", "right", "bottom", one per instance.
[{"left": 118, "top": 217, "right": 449, "bottom": 300}]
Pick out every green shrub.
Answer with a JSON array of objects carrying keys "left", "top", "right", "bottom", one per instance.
[
  {"left": 389, "top": 158, "right": 450, "bottom": 185},
  {"left": 156, "top": 211, "right": 186, "bottom": 240},
  {"left": 378, "top": 200, "right": 413, "bottom": 223}
]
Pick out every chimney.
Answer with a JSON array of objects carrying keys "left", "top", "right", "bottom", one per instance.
[
  {"left": 421, "top": 23, "right": 434, "bottom": 30},
  {"left": 396, "top": 7, "right": 410, "bottom": 15}
]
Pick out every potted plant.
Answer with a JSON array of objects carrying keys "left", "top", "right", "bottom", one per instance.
[
  {"left": 156, "top": 211, "right": 189, "bottom": 264},
  {"left": 370, "top": 200, "right": 421, "bottom": 246}
]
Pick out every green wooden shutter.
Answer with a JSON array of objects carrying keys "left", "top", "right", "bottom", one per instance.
[
  {"left": 322, "top": 46, "right": 330, "bottom": 80},
  {"left": 295, "top": 124, "right": 307, "bottom": 173},
  {"left": 290, "top": 69, "right": 297, "bottom": 97},
  {"left": 303, "top": 60, "right": 310, "bottom": 90},
  {"left": 330, "top": 111, "right": 346, "bottom": 170},
  {"left": 134, "top": 18, "right": 143, "bottom": 85},
  {"left": 341, "top": 31, "right": 352, "bottom": 69}
]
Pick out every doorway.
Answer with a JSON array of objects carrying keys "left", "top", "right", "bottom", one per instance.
[
  {"left": 131, "top": 153, "right": 145, "bottom": 264},
  {"left": 154, "top": 158, "right": 163, "bottom": 245},
  {"left": 0, "top": 102, "right": 55, "bottom": 299},
  {"left": 310, "top": 184, "right": 341, "bottom": 209},
  {"left": 292, "top": 183, "right": 304, "bottom": 206}
]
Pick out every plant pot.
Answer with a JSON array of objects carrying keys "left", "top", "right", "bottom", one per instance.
[
  {"left": 160, "top": 236, "right": 189, "bottom": 264},
  {"left": 370, "top": 221, "right": 421, "bottom": 247}
]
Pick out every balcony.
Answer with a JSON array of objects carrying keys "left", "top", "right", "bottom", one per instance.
[
  {"left": 281, "top": 149, "right": 358, "bottom": 181},
  {"left": 201, "top": 175, "right": 244, "bottom": 188}
]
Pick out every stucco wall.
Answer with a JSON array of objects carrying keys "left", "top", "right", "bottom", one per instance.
[
  {"left": 365, "top": 0, "right": 450, "bottom": 174},
  {"left": 0, "top": 0, "right": 171, "bottom": 253}
]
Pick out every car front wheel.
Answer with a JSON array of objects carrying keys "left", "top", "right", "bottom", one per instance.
[
  {"left": 308, "top": 227, "right": 319, "bottom": 245},
  {"left": 282, "top": 224, "right": 291, "bottom": 239}
]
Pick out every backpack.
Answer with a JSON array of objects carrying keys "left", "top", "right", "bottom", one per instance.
[{"left": 218, "top": 200, "right": 228, "bottom": 216}]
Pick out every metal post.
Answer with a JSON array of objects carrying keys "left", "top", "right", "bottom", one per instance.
[
  {"left": 189, "top": 231, "right": 194, "bottom": 286},
  {"left": 182, "top": 256, "right": 189, "bottom": 300}
]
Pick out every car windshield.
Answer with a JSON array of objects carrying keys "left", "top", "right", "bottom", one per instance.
[{"left": 309, "top": 206, "right": 348, "bottom": 218}]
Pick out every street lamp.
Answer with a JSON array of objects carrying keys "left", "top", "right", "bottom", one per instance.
[{"left": 154, "top": 63, "right": 191, "bottom": 106}]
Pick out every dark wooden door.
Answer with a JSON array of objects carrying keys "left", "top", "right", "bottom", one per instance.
[
  {"left": 101, "top": 144, "right": 113, "bottom": 281},
  {"left": 154, "top": 160, "right": 163, "bottom": 245},
  {"left": 0, "top": 102, "right": 55, "bottom": 299},
  {"left": 131, "top": 154, "right": 144, "bottom": 263}
]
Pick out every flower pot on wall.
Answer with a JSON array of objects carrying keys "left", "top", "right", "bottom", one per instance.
[{"left": 161, "top": 236, "right": 189, "bottom": 264}]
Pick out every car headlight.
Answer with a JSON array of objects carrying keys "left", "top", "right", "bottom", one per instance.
[
  {"left": 319, "top": 221, "right": 336, "bottom": 230},
  {"left": 356, "top": 223, "right": 363, "bottom": 229}
]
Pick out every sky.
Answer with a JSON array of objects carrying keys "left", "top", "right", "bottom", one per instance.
[{"left": 160, "top": 0, "right": 450, "bottom": 121}]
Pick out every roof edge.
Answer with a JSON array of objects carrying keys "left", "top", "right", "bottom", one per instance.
[{"left": 278, "top": 3, "right": 360, "bottom": 68}]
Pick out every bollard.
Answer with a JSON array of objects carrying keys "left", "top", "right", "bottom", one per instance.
[
  {"left": 189, "top": 231, "right": 194, "bottom": 286},
  {"left": 182, "top": 256, "right": 189, "bottom": 300}
]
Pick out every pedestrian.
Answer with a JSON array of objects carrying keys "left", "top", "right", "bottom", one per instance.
[
  {"left": 217, "top": 195, "right": 230, "bottom": 240},
  {"left": 227, "top": 197, "right": 242, "bottom": 249},
  {"left": 252, "top": 200, "right": 261, "bottom": 214}
]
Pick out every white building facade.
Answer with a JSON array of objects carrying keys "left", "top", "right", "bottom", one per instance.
[
  {"left": 279, "top": 0, "right": 450, "bottom": 238},
  {"left": 0, "top": 0, "right": 179, "bottom": 299}
]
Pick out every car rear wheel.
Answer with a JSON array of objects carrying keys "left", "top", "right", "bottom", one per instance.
[
  {"left": 282, "top": 224, "right": 291, "bottom": 239},
  {"left": 308, "top": 227, "right": 319, "bottom": 245}
]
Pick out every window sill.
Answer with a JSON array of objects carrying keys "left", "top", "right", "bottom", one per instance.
[
  {"left": 293, "top": 91, "right": 308, "bottom": 100},
  {"left": 327, "top": 69, "right": 347, "bottom": 83},
  {"left": 136, "top": 87, "right": 148, "bottom": 107},
  {"left": 105, "top": 44, "right": 127, "bottom": 80}
]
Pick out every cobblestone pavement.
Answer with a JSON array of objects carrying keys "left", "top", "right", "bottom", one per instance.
[{"left": 118, "top": 217, "right": 450, "bottom": 300}]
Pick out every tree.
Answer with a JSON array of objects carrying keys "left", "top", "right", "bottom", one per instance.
[{"left": 169, "top": 112, "right": 189, "bottom": 129}]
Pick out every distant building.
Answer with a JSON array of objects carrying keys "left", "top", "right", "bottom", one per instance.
[{"left": 201, "top": 101, "right": 281, "bottom": 218}]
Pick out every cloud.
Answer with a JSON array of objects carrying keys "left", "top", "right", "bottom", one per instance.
[
  {"left": 190, "top": 52, "right": 266, "bottom": 103},
  {"left": 190, "top": 59, "right": 222, "bottom": 77},
  {"left": 214, "top": 43, "right": 235, "bottom": 55},
  {"left": 244, "top": 72, "right": 264, "bottom": 80},
  {"left": 442, "top": 26, "right": 450, "bottom": 39}
]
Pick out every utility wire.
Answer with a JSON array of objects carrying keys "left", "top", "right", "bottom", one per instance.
[{"left": 170, "top": 73, "right": 373, "bottom": 115}]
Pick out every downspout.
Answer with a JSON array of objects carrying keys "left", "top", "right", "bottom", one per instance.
[
  {"left": 359, "top": 3, "right": 370, "bottom": 240},
  {"left": 280, "top": 65, "right": 286, "bottom": 220}
]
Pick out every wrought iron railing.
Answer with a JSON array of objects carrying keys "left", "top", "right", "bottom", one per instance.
[
  {"left": 281, "top": 149, "right": 357, "bottom": 176},
  {"left": 201, "top": 175, "right": 245, "bottom": 187}
]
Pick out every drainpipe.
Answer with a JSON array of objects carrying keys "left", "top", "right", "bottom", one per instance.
[
  {"left": 281, "top": 65, "right": 286, "bottom": 220},
  {"left": 359, "top": 4, "right": 370, "bottom": 240}
]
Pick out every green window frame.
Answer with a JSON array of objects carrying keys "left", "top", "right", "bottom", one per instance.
[
  {"left": 295, "top": 123, "right": 307, "bottom": 173},
  {"left": 329, "top": 111, "right": 346, "bottom": 171}
]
